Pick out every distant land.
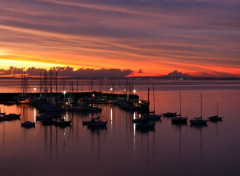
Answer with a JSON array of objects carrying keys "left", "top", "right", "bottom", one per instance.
[{"left": 0, "top": 67, "right": 239, "bottom": 80}]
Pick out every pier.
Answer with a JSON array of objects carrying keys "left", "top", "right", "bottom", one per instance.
[{"left": 0, "top": 92, "right": 150, "bottom": 112}]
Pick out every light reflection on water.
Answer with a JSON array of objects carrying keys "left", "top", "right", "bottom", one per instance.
[{"left": 0, "top": 83, "right": 240, "bottom": 175}]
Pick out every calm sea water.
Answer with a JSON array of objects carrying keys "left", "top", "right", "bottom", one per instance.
[{"left": 0, "top": 79, "right": 240, "bottom": 176}]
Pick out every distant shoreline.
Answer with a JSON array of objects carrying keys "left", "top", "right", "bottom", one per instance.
[{"left": 0, "top": 77, "right": 240, "bottom": 80}]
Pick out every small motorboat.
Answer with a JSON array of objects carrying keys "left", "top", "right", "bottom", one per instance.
[
  {"left": 86, "top": 120, "right": 107, "bottom": 127},
  {"left": 208, "top": 115, "right": 222, "bottom": 122},
  {"left": 55, "top": 119, "right": 71, "bottom": 127},
  {"left": 21, "top": 121, "right": 35, "bottom": 128},
  {"left": 172, "top": 116, "right": 188, "bottom": 124},
  {"left": 190, "top": 117, "right": 208, "bottom": 126},
  {"left": 136, "top": 122, "right": 155, "bottom": 130},
  {"left": 163, "top": 112, "right": 177, "bottom": 117}
]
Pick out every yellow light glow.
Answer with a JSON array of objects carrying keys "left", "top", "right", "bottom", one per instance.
[
  {"left": 0, "top": 50, "right": 7, "bottom": 56},
  {"left": 0, "top": 59, "right": 66, "bottom": 69}
]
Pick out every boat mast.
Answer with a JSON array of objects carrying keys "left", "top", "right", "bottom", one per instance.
[
  {"left": 40, "top": 72, "right": 42, "bottom": 95},
  {"left": 55, "top": 71, "right": 58, "bottom": 93},
  {"left": 147, "top": 87, "right": 150, "bottom": 104},
  {"left": 153, "top": 84, "right": 155, "bottom": 113},
  {"left": 179, "top": 91, "right": 182, "bottom": 116},
  {"left": 200, "top": 94, "right": 203, "bottom": 118},
  {"left": 217, "top": 101, "right": 219, "bottom": 116}
]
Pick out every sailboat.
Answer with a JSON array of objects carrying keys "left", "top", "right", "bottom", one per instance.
[
  {"left": 145, "top": 84, "right": 161, "bottom": 120},
  {"left": 208, "top": 101, "right": 222, "bottom": 122},
  {"left": 136, "top": 122, "right": 155, "bottom": 130},
  {"left": 55, "top": 119, "right": 72, "bottom": 127},
  {"left": 18, "top": 71, "right": 31, "bottom": 104},
  {"left": 21, "top": 121, "right": 35, "bottom": 128},
  {"left": 190, "top": 94, "right": 208, "bottom": 126},
  {"left": 171, "top": 91, "right": 188, "bottom": 124},
  {"left": 84, "top": 107, "right": 107, "bottom": 128},
  {"left": 163, "top": 112, "right": 177, "bottom": 117}
]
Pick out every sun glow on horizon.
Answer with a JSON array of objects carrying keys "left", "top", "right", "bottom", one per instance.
[
  {"left": 0, "top": 50, "right": 7, "bottom": 56},
  {"left": 0, "top": 59, "right": 67, "bottom": 70}
]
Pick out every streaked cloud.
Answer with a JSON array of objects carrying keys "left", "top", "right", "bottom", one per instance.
[
  {"left": 0, "top": 66, "right": 133, "bottom": 78},
  {"left": 0, "top": 0, "right": 240, "bottom": 76}
]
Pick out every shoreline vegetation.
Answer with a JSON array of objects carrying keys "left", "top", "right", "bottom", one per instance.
[
  {"left": 0, "top": 67, "right": 239, "bottom": 79},
  {"left": 0, "top": 77, "right": 239, "bottom": 80}
]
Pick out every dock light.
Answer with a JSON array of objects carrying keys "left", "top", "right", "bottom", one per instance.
[
  {"left": 133, "top": 89, "right": 136, "bottom": 94},
  {"left": 33, "top": 87, "right": 37, "bottom": 91},
  {"left": 63, "top": 90, "right": 67, "bottom": 95},
  {"left": 110, "top": 88, "right": 113, "bottom": 91},
  {"left": 92, "top": 94, "right": 95, "bottom": 98},
  {"left": 138, "top": 100, "right": 142, "bottom": 104}
]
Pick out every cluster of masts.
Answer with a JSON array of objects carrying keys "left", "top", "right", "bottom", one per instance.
[
  {"left": 21, "top": 70, "right": 138, "bottom": 96},
  {"left": 168, "top": 92, "right": 222, "bottom": 125},
  {"left": 133, "top": 91, "right": 222, "bottom": 131}
]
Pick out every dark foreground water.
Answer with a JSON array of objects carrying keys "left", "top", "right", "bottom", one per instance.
[{"left": 1, "top": 80, "right": 240, "bottom": 176}]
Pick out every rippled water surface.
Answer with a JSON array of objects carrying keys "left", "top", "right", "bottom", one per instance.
[{"left": 0, "top": 80, "right": 240, "bottom": 176}]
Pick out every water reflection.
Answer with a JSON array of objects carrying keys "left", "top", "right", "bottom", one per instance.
[
  {"left": 190, "top": 125, "right": 208, "bottom": 155},
  {"left": 2, "top": 122, "right": 5, "bottom": 153},
  {"left": 110, "top": 108, "right": 113, "bottom": 130},
  {"left": 133, "top": 112, "right": 136, "bottom": 150},
  {"left": 88, "top": 127, "right": 107, "bottom": 162},
  {"left": 173, "top": 124, "right": 187, "bottom": 158},
  {"left": 0, "top": 86, "right": 239, "bottom": 176}
]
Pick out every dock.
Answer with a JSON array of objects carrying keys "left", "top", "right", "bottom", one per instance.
[{"left": 0, "top": 92, "right": 150, "bottom": 112}]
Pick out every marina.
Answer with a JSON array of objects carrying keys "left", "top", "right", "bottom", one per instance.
[
  {"left": 0, "top": 79, "right": 240, "bottom": 175},
  {"left": 1, "top": 0, "right": 240, "bottom": 175}
]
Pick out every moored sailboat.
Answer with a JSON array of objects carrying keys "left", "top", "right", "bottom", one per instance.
[
  {"left": 208, "top": 101, "right": 222, "bottom": 122},
  {"left": 21, "top": 121, "right": 35, "bottom": 128},
  {"left": 172, "top": 91, "right": 188, "bottom": 124},
  {"left": 190, "top": 94, "right": 208, "bottom": 126},
  {"left": 145, "top": 84, "right": 161, "bottom": 120}
]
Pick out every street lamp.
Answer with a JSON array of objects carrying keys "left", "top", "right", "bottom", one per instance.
[
  {"left": 63, "top": 90, "right": 67, "bottom": 101},
  {"left": 133, "top": 89, "right": 136, "bottom": 94}
]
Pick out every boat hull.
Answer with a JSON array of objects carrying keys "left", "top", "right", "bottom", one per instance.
[{"left": 171, "top": 117, "right": 188, "bottom": 124}]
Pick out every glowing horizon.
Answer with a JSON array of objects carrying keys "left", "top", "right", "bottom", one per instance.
[{"left": 0, "top": 0, "right": 240, "bottom": 77}]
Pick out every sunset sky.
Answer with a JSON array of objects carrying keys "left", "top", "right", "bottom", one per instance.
[{"left": 0, "top": 0, "right": 240, "bottom": 77}]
